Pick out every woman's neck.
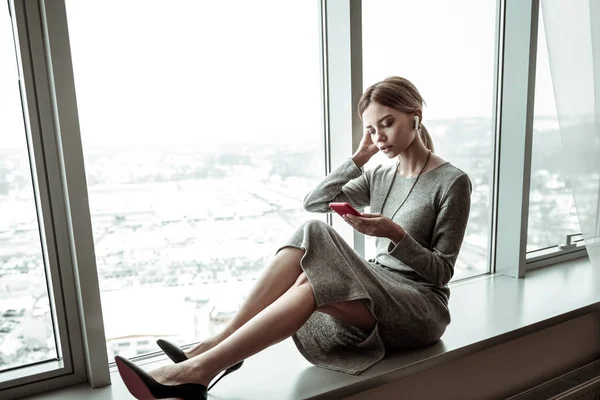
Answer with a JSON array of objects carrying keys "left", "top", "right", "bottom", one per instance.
[{"left": 396, "top": 141, "right": 431, "bottom": 178}]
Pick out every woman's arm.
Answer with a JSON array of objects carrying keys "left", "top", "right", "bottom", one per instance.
[
  {"left": 303, "top": 156, "right": 373, "bottom": 213},
  {"left": 387, "top": 174, "right": 472, "bottom": 287}
]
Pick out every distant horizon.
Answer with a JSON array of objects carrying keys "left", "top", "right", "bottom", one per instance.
[{"left": 0, "top": 114, "right": 561, "bottom": 153}]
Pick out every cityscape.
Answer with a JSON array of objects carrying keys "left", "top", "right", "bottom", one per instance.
[{"left": 0, "top": 116, "right": 581, "bottom": 371}]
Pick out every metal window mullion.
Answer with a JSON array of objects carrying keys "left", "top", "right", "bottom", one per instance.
[
  {"left": 319, "top": 0, "right": 331, "bottom": 228},
  {"left": 322, "top": 0, "right": 364, "bottom": 254},
  {"left": 0, "top": 0, "right": 84, "bottom": 396},
  {"left": 590, "top": 0, "right": 600, "bottom": 245},
  {"left": 489, "top": 0, "right": 506, "bottom": 275},
  {"left": 495, "top": 0, "right": 539, "bottom": 278},
  {"left": 20, "top": 0, "right": 85, "bottom": 378},
  {"left": 39, "top": 0, "right": 110, "bottom": 388}
]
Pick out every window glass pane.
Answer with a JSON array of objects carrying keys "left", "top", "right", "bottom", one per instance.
[
  {"left": 526, "top": 13, "right": 581, "bottom": 254},
  {"left": 65, "top": 0, "right": 323, "bottom": 360},
  {"left": 0, "top": 7, "right": 57, "bottom": 371},
  {"left": 361, "top": 0, "right": 497, "bottom": 281}
]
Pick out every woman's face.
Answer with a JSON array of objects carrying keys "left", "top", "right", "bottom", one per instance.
[{"left": 362, "top": 102, "right": 417, "bottom": 158}]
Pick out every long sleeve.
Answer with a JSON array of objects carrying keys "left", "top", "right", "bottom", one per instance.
[
  {"left": 386, "top": 173, "right": 472, "bottom": 287},
  {"left": 303, "top": 158, "right": 372, "bottom": 213}
]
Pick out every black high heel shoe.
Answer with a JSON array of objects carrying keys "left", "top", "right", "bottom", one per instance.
[
  {"left": 115, "top": 355, "right": 207, "bottom": 400},
  {"left": 156, "top": 338, "right": 244, "bottom": 391}
]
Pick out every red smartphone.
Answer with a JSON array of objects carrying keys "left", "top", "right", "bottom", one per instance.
[{"left": 329, "top": 202, "right": 362, "bottom": 217}]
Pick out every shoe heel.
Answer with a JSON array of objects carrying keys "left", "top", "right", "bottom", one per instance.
[
  {"left": 156, "top": 339, "right": 188, "bottom": 363},
  {"left": 207, "top": 360, "right": 244, "bottom": 391}
]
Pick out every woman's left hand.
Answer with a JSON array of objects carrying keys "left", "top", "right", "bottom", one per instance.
[{"left": 342, "top": 213, "right": 406, "bottom": 244}]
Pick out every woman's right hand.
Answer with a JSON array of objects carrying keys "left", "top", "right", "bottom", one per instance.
[{"left": 352, "top": 132, "right": 379, "bottom": 168}]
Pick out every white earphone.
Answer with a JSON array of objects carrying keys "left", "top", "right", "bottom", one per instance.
[{"left": 414, "top": 115, "right": 420, "bottom": 131}]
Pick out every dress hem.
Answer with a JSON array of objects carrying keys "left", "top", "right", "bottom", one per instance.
[{"left": 276, "top": 244, "right": 387, "bottom": 375}]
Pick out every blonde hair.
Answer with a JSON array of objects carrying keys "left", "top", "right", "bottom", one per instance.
[{"left": 358, "top": 76, "right": 434, "bottom": 153}]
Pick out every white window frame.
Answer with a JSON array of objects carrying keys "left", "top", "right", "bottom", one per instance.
[
  {"left": 491, "top": 0, "right": 589, "bottom": 278},
  {"left": 522, "top": 1, "right": 589, "bottom": 270},
  {"left": 1, "top": 0, "right": 91, "bottom": 397},
  {"left": 321, "top": 0, "right": 364, "bottom": 254}
]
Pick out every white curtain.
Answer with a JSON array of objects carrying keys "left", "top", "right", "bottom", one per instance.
[{"left": 541, "top": 0, "right": 600, "bottom": 270}]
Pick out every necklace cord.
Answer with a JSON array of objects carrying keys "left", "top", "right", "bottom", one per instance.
[{"left": 380, "top": 151, "right": 432, "bottom": 222}]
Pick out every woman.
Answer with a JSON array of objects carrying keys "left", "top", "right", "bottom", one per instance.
[{"left": 115, "top": 76, "right": 472, "bottom": 400}]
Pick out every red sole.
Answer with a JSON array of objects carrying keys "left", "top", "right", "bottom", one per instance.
[{"left": 115, "top": 358, "right": 156, "bottom": 400}]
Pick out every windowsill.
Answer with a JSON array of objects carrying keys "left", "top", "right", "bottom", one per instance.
[{"left": 28, "top": 256, "right": 600, "bottom": 400}]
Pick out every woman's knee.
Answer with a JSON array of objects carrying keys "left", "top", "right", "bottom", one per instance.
[
  {"left": 300, "top": 219, "right": 332, "bottom": 233},
  {"left": 276, "top": 247, "right": 305, "bottom": 264}
]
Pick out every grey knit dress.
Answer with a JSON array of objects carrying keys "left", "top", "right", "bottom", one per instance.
[{"left": 276, "top": 157, "right": 472, "bottom": 375}]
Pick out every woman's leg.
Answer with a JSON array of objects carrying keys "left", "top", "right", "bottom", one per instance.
[
  {"left": 150, "top": 273, "right": 376, "bottom": 387},
  {"left": 318, "top": 300, "right": 377, "bottom": 332},
  {"left": 184, "top": 247, "right": 305, "bottom": 358}
]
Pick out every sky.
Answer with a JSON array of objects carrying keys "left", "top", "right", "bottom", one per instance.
[{"left": 0, "top": 0, "right": 557, "bottom": 151}]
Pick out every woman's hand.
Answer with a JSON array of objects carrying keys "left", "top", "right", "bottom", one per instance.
[
  {"left": 352, "top": 132, "right": 379, "bottom": 168},
  {"left": 342, "top": 213, "right": 406, "bottom": 245}
]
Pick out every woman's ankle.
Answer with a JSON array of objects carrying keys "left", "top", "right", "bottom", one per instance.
[
  {"left": 184, "top": 339, "right": 213, "bottom": 358},
  {"left": 184, "top": 325, "right": 237, "bottom": 358}
]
